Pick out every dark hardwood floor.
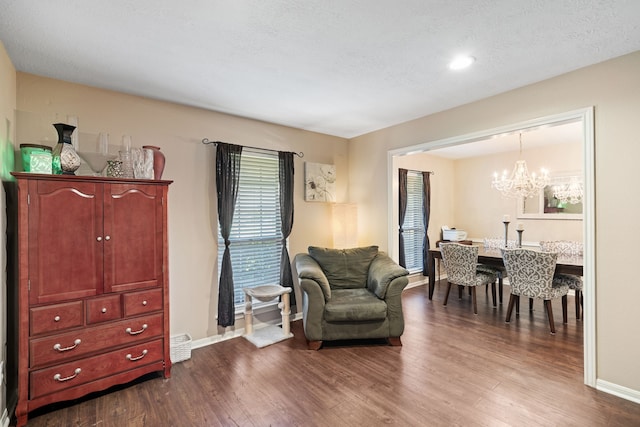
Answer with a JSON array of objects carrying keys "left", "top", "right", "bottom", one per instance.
[{"left": 18, "top": 281, "right": 640, "bottom": 426}]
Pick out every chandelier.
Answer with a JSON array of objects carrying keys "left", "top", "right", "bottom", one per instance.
[
  {"left": 553, "top": 176, "right": 583, "bottom": 204},
  {"left": 491, "top": 133, "right": 550, "bottom": 199}
]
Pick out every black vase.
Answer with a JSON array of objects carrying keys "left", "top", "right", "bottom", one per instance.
[{"left": 52, "top": 123, "right": 81, "bottom": 175}]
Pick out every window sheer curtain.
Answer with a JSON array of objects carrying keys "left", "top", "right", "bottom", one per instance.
[
  {"left": 422, "top": 171, "right": 432, "bottom": 277},
  {"left": 216, "top": 142, "right": 243, "bottom": 327},
  {"left": 278, "top": 151, "right": 296, "bottom": 307},
  {"left": 398, "top": 168, "right": 408, "bottom": 268}
]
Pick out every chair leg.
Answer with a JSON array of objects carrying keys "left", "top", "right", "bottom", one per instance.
[
  {"left": 498, "top": 276, "right": 504, "bottom": 304},
  {"left": 388, "top": 337, "right": 402, "bottom": 346},
  {"left": 529, "top": 298, "right": 534, "bottom": 311},
  {"left": 472, "top": 287, "right": 477, "bottom": 314},
  {"left": 515, "top": 295, "right": 520, "bottom": 315},
  {"left": 458, "top": 285, "right": 463, "bottom": 299},
  {"left": 506, "top": 294, "right": 516, "bottom": 322},
  {"left": 443, "top": 282, "right": 452, "bottom": 306},
  {"left": 575, "top": 290, "right": 581, "bottom": 320},
  {"left": 562, "top": 295, "right": 568, "bottom": 324},
  {"left": 491, "top": 281, "right": 497, "bottom": 307},
  {"left": 308, "top": 340, "right": 323, "bottom": 350},
  {"left": 544, "top": 300, "right": 556, "bottom": 334}
]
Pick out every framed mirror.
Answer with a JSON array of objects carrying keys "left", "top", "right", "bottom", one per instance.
[{"left": 517, "top": 171, "right": 583, "bottom": 220}]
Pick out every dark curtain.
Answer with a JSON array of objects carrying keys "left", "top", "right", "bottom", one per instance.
[
  {"left": 422, "top": 171, "right": 432, "bottom": 276},
  {"left": 278, "top": 151, "right": 296, "bottom": 307},
  {"left": 216, "top": 142, "right": 243, "bottom": 327},
  {"left": 398, "top": 168, "right": 408, "bottom": 268}
]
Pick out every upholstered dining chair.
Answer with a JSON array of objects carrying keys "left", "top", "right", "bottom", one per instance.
[
  {"left": 540, "top": 240, "right": 584, "bottom": 319},
  {"left": 439, "top": 243, "right": 498, "bottom": 314},
  {"left": 477, "top": 238, "right": 518, "bottom": 304},
  {"left": 501, "top": 248, "right": 569, "bottom": 334}
]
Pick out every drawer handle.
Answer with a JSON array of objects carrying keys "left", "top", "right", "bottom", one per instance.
[
  {"left": 53, "top": 339, "right": 82, "bottom": 352},
  {"left": 96, "top": 236, "right": 102, "bottom": 242},
  {"left": 142, "top": 300, "right": 148, "bottom": 306},
  {"left": 105, "top": 235, "right": 111, "bottom": 241},
  {"left": 53, "top": 368, "right": 81, "bottom": 382},
  {"left": 101, "top": 307, "right": 107, "bottom": 313},
  {"left": 126, "top": 349, "right": 148, "bottom": 361},
  {"left": 125, "top": 324, "right": 148, "bottom": 335}
]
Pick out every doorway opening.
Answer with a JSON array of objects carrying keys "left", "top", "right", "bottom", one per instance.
[{"left": 387, "top": 107, "right": 595, "bottom": 386}]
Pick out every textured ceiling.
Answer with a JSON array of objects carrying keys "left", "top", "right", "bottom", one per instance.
[{"left": 1, "top": 1, "right": 640, "bottom": 138}]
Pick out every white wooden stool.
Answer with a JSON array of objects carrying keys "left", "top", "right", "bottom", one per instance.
[{"left": 243, "top": 285, "right": 293, "bottom": 348}]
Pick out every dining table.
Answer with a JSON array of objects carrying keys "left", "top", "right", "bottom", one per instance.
[{"left": 427, "top": 245, "right": 584, "bottom": 300}]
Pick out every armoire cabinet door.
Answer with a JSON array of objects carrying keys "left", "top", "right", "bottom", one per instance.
[
  {"left": 28, "top": 180, "right": 103, "bottom": 305},
  {"left": 102, "top": 183, "right": 164, "bottom": 293}
]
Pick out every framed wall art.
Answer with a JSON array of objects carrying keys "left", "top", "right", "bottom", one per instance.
[{"left": 304, "top": 162, "right": 336, "bottom": 202}]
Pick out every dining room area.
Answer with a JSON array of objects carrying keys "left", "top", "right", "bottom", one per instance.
[
  {"left": 427, "top": 238, "right": 583, "bottom": 332},
  {"left": 390, "top": 109, "right": 591, "bottom": 374}
]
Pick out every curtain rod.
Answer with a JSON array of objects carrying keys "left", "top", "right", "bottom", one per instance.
[
  {"left": 402, "top": 168, "right": 435, "bottom": 175},
  {"left": 202, "top": 138, "right": 304, "bottom": 158}
]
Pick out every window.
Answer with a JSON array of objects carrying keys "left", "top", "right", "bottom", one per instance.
[
  {"left": 218, "top": 149, "right": 282, "bottom": 307},
  {"left": 402, "top": 171, "right": 424, "bottom": 273}
]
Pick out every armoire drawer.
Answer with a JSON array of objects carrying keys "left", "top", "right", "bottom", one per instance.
[
  {"left": 86, "top": 294, "right": 122, "bottom": 324},
  {"left": 30, "top": 339, "right": 164, "bottom": 399},
  {"left": 30, "top": 313, "right": 164, "bottom": 368},
  {"left": 123, "top": 288, "right": 163, "bottom": 317},
  {"left": 30, "top": 301, "right": 84, "bottom": 336}
]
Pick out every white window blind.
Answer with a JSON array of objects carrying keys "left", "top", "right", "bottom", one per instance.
[
  {"left": 403, "top": 171, "right": 425, "bottom": 273},
  {"left": 218, "top": 149, "right": 283, "bottom": 307}
]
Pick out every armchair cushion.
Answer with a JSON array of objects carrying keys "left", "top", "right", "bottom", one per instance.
[
  {"left": 324, "top": 289, "right": 388, "bottom": 322},
  {"left": 308, "top": 245, "right": 378, "bottom": 289}
]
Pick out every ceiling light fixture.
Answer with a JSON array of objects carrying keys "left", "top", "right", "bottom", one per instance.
[
  {"left": 553, "top": 176, "right": 584, "bottom": 204},
  {"left": 491, "top": 133, "right": 550, "bottom": 199},
  {"left": 449, "top": 55, "right": 476, "bottom": 70}
]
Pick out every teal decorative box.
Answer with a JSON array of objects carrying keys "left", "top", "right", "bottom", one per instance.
[{"left": 29, "top": 152, "right": 53, "bottom": 174}]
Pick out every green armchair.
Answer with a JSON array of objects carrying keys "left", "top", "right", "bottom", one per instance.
[{"left": 294, "top": 246, "right": 410, "bottom": 350}]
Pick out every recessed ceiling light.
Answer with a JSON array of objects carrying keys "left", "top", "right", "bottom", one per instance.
[{"left": 449, "top": 55, "right": 476, "bottom": 70}]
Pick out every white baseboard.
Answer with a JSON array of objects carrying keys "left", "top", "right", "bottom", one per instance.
[
  {"left": 405, "top": 274, "right": 427, "bottom": 290},
  {"left": 190, "top": 312, "right": 303, "bottom": 351},
  {"left": 596, "top": 379, "right": 640, "bottom": 404}
]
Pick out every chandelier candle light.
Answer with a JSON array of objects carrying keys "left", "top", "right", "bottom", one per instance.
[
  {"left": 503, "top": 215, "right": 510, "bottom": 248},
  {"left": 492, "top": 133, "right": 550, "bottom": 199},
  {"left": 516, "top": 222, "right": 524, "bottom": 248}
]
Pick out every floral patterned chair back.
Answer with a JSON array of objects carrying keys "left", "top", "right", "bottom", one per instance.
[
  {"left": 440, "top": 243, "right": 479, "bottom": 286},
  {"left": 539, "top": 240, "right": 584, "bottom": 319},
  {"left": 439, "top": 243, "right": 498, "bottom": 314},
  {"left": 539, "top": 240, "right": 583, "bottom": 257},
  {"left": 501, "top": 248, "right": 559, "bottom": 299},
  {"left": 501, "top": 248, "right": 570, "bottom": 333}
]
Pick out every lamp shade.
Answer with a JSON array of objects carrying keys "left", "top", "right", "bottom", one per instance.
[{"left": 332, "top": 203, "right": 358, "bottom": 248}]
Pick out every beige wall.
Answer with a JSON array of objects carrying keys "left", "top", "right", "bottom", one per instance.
[
  {"left": 15, "top": 73, "right": 349, "bottom": 342},
  {"left": 350, "top": 51, "right": 640, "bottom": 393},
  {"left": 454, "top": 143, "right": 583, "bottom": 243},
  {"left": 0, "top": 41, "right": 16, "bottom": 423}
]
